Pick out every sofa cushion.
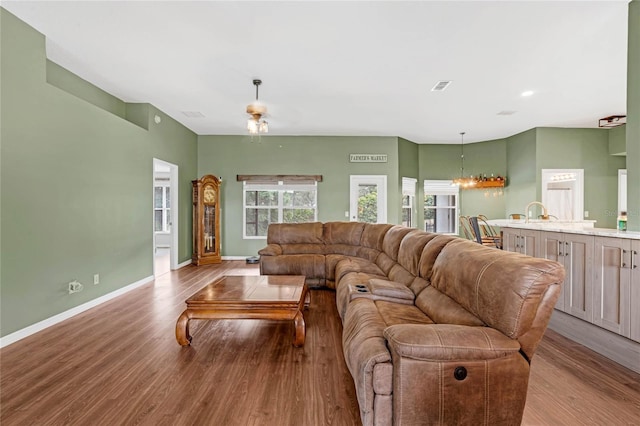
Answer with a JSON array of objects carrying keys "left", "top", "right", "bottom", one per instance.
[
  {"left": 335, "top": 257, "right": 386, "bottom": 284},
  {"left": 375, "top": 301, "right": 434, "bottom": 327},
  {"left": 418, "top": 234, "right": 457, "bottom": 280},
  {"left": 386, "top": 263, "right": 416, "bottom": 286},
  {"left": 396, "top": 231, "right": 438, "bottom": 276},
  {"left": 360, "top": 223, "right": 394, "bottom": 250},
  {"left": 266, "top": 222, "right": 324, "bottom": 244},
  {"left": 259, "top": 254, "right": 325, "bottom": 280},
  {"left": 415, "top": 286, "right": 484, "bottom": 327},
  {"left": 323, "top": 221, "right": 365, "bottom": 245},
  {"left": 280, "top": 243, "right": 326, "bottom": 255},
  {"left": 381, "top": 225, "right": 415, "bottom": 261}
]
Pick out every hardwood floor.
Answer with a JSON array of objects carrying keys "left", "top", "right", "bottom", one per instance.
[{"left": 1, "top": 261, "right": 639, "bottom": 425}]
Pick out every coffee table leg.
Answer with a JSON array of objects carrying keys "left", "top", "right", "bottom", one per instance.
[
  {"left": 293, "top": 310, "right": 306, "bottom": 347},
  {"left": 304, "top": 290, "right": 311, "bottom": 309},
  {"left": 175, "top": 310, "right": 192, "bottom": 346}
]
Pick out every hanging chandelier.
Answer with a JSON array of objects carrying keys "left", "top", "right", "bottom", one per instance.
[
  {"left": 246, "top": 79, "right": 268, "bottom": 135},
  {"left": 452, "top": 132, "right": 478, "bottom": 188}
]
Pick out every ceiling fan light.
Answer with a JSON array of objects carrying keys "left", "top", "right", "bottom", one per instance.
[
  {"left": 247, "top": 118, "right": 258, "bottom": 134},
  {"left": 259, "top": 121, "right": 268, "bottom": 133}
]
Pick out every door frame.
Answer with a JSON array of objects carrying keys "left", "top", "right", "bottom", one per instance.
[
  {"left": 153, "top": 158, "right": 179, "bottom": 274},
  {"left": 349, "top": 175, "right": 387, "bottom": 223}
]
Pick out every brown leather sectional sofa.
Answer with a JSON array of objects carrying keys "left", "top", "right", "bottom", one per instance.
[{"left": 258, "top": 221, "right": 564, "bottom": 425}]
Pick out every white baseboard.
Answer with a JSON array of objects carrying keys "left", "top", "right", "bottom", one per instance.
[
  {"left": 548, "top": 310, "right": 640, "bottom": 374},
  {"left": 222, "top": 256, "right": 256, "bottom": 261},
  {"left": 0, "top": 275, "right": 154, "bottom": 349},
  {"left": 177, "top": 259, "right": 192, "bottom": 269}
]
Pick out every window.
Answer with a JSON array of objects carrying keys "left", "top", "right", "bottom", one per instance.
[
  {"left": 243, "top": 180, "right": 318, "bottom": 238},
  {"left": 402, "top": 177, "right": 417, "bottom": 227},
  {"left": 424, "top": 180, "right": 458, "bottom": 234},
  {"left": 154, "top": 185, "right": 171, "bottom": 232}
]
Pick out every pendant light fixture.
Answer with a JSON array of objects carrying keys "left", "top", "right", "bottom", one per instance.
[
  {"left": 452, "top": 132, "right": 477, "bottom": 188},
  {"left": 246, "top": 79, "right": 268, "bottom": 135}
]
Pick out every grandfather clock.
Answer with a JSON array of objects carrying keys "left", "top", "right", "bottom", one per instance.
[{"left": 192, "top": 175, "right": 221, "bottom": 265}]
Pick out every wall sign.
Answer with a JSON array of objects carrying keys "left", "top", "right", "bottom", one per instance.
[{"left": 349, "top": 154, "right": 388, "bottom": 163}]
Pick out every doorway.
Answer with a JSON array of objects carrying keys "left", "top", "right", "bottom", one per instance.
[
  {"left": 153, "top": 159, "right": 178, "bottom": 277},
  {"left": 541, "top": 169, "right": 584, "bottom": 220},
  {"left": 349, "top": 175, "right": 387, "bottom": 223}
]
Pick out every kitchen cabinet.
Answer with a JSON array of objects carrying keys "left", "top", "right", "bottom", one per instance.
[
  {"left": 593, "top": 236, "right": 640, "bottom": 342},
  {"left": 502, "top": 228, "right": 540, "bottom": 257},
  {"left": 540, "top": 231, "right": 594, "bottom": 321}
]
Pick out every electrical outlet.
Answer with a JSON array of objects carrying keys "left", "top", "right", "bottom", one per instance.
[
  {"left": 93, "top": 274, "right": 100, "bottom": 285},
  {"left": 68, "top": 280, "right": 84, "bottom": 294},
  {"left": 584, "top": 211, "right": 589, "bottom": 218}
]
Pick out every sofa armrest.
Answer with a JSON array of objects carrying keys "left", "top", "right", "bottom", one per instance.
[
  {"left": 368, "top": 279, "right": 414, "bottom": 301},
  {"left": 383, "top": 324, "right": 530, "bottom": 425},
  {"left": 383, "top": 324, "right": 520, "bottom": 361},
  {"left": 258, "top": 244, "right": 282, "bottom": 256}
]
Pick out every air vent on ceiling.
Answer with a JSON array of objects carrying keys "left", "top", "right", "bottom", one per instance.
[
  {"left": 182, "top": 111, "right": 205, "bottom": 118},
  {"left": 497, "top": 110, "right": 517, "bottom": 116},
  {"left": 431, "top": 80, "right": 452, "bottom": 92}
]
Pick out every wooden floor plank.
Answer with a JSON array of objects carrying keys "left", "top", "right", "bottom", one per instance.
[{"left": 1, "top": 261, "right": 639, "bottom": 425}]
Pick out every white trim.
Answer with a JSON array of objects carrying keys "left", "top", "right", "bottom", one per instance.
[
  {"left": 618, "top": 169, "right": 627, "bottom": 215},
  {"left": 177, "top": 259, "right": 193, "bottom": 269},
  {"left": 222, "top": 256, "right": 255, "bottom": 260},
  {"left": 0, "top": 275, "right": 154, "bottom": 348},
  {"left": 541, "top": 168, "right": 584, "bottom": 220},
  {"left": 349, "top": 175, "right": 388, "bottom": 223}
]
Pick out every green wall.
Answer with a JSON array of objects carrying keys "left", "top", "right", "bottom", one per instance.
[
  {"left": 505, "top": 129, "right": 538, "bottom": 216},
  {"left": 398, "top": 137, "right": 419, "bottom": 226},
  {"left": 0, "top": 9, "right": 197, "bottom": 337},
  {"left": 536, "top": 127, "right": 625, "bottom": 228},
  {"left": 197, "top": 135, "right": 400, "bottom": 256},
  {"left": 608, "top": 124, "right": 626, "bottom": 156},
  {"left": 418, "top": 139, "right": 507, "bottom": 231},
  {"left": 628, "top": 0, "right": 640, "bottom": 231}
]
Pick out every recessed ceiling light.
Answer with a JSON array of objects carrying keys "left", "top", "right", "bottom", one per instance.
[
  {"left": 521, "top": 90, "right": 534, "bottom": 97},
  {"left": 497, "top": 110, "right": 517, "bottom": 116},
  {"left": 431, "top": 81, "right": 452, "bottom": 92},
  {"left": 182, "top": 111, "right": 205, "bottom": 118}
]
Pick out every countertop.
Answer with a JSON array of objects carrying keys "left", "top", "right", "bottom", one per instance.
[{"left": 485, "top": 219, "right": 640, "bottom": 240}]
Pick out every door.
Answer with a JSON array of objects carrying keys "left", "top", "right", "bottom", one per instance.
[
  {"left": 593, "top": 237, "right": 631, "bottom": 337},
  {"left": 153, "top": 158, "right": 179, "bottom": 276},
  {"left": 350, "top": 175, "right": 387, "bottom": 223},
  {"left": 563, "top": 233, "right": 594, "bottom": 322}
]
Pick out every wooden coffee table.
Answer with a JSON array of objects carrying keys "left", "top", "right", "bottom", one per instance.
[{"left": 175, "top": 275, "right": 309, "bottom": 347}]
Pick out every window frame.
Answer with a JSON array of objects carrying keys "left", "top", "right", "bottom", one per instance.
[
  {"left": 242, "top": 180, "right": 318, "bottom": 239},
  {"left": 423, "top": 180, "right": 459, "bottom": 235},
  {"left": 154, "top": 184, "right": 171, "bottom": 233},
  {"left": 402, "top": 177, "right": 417, "bottom": 228}
]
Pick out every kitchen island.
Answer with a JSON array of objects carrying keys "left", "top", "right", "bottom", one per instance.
[{"left": 490, "top": 219, "right": 640, "bottom": 373}]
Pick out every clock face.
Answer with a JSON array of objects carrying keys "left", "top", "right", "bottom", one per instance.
[{"left": 203, "top": 186, "right": 216, "bottom": 204}]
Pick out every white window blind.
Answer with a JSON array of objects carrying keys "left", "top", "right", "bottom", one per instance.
[
  {"left": 424, "top": 180, "right": 458, "bottom": 196},
  {"left": 402, "top": 177, "right": 417, "bottom": 197}
]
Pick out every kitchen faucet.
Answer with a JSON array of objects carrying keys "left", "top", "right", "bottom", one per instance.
[{"left": 525, "top": 201, "right": 549, "bottom": 223}]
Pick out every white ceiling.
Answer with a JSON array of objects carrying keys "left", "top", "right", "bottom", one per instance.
[{"left": 1, "top": 1, "right": 630, "bottom": 144}]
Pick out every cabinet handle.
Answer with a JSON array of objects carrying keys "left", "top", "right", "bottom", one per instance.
[
  {"left": 632, "top": 250, "right": 638, "bottom": 269},
  {"left": 621, "top": 249, "right": 627, "bottom": 269},
  {"left": 558, "top": 240, "right": 563, "bottom": 256},
  {"left": 564, "top": 241, "right": 569, "bottom": 257}
]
